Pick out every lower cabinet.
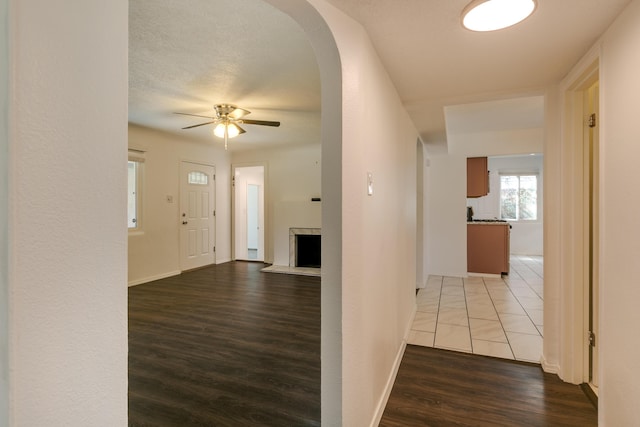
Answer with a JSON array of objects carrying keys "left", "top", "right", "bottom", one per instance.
[{"left": 467, "top": 224, "right": 510, "bottom": 275}]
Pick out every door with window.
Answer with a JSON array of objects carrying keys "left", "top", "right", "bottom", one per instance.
[{"left": 180, "top": 161, "right": 216, "bottom": 271}]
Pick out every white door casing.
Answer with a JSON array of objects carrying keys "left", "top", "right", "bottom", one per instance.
[
  {"left": 180, "top": 161, "right": 216, "bottom": 271},
  {"left": 585, "top": 80, "right": 600, "bottom": 390}
]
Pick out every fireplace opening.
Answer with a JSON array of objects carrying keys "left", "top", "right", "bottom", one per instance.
[{"left": 296, "top": 234, "right": 321, "bottom": 268}]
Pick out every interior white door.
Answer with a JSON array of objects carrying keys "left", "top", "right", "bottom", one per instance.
[
  {"left": 247, "top": 184, "right": 259, "bottom": 259},
  {"left": 180, "top": 161, "right": 215, "bottom": 271},
  {"left": 233, "top": 165, "right": 265, "bottom": 261}
]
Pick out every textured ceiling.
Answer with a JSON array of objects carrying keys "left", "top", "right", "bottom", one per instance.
[
  {"left": 129, "top": 0, "right": 631, "bottom": 152},
  {"left": 129, "top": 0, "right": 321, "bottom": 151}
]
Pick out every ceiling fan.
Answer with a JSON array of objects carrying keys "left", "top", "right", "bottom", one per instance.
[{"left": 175, "top": 104, "right": 281, "bottom": 150}]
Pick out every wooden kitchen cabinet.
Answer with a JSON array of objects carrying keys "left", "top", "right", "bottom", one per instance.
[
  {"left": 467, "top": 157, "right": 489, "bottom": 198},
  {"left": 467, "top": 223, "right": 510, "bottom": 275}
]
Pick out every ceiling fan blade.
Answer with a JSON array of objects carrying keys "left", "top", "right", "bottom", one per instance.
[
  {"left": 236, "top": 124, "right": 247, "bottom": 134},
  {"left": 229, "top": 107, "right": 251, "bottom": 119},
  {"left": 242, "top": 119, "right": 281, "bottom": 127},
  {"left": 182, "top": 121, "right": 217, "bottom": 129},
  {"left": 174, "top": 112, "right": 216, "bottom": 119}
]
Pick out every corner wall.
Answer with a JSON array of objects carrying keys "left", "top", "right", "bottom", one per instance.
[
  {"left": 316, "top": 4, "right": 418, "bottom": 426},
  {"left": 268, "top": 1, "right": 418, "bottom": 424},
  {"left": 547, "top": 1, "right": 640, "bottom": 423},
  {"left": 263, "top": 1, "right": 345, "bottom": 423},
  {"left": 7, "top": 1, "right": 128, "bottom": 424},
  {"left": 598, "top": 1, "right": 640, "bottom": 423},
  {"left": 0, "top": 0, "right": 8, "bottom": 423}
]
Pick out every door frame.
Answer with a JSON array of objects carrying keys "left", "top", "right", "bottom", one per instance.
[
  {"left": 583, "top": 79, "right": 600, "bottom": 391},
  {"left": 231, "top": 162, "right": 267, "bottom": 262},
  {"left": 557, "top": 55, "right": 600, "bottom": 385}
]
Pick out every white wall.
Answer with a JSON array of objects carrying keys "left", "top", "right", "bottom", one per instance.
[
  {"left": 0, "top": 0, "right": 8, "bottom": 422},
  {"left": 322, "top": 7, "right": 419, "bottom": 426},
  {"left": 598, "top": 1, "right": 640, "bottom": 423},
  {"left": 467, "top": 155, "right": 544, "bottom": 255},
  {"left": 449, "top": 128, "right": 544, "bottom": 157},
  {"left": 232, "top": 143, "right": 321, "bottom": 264},
  {"left": 416, "top": 140, "right": 428, "bottom": 288},
  {"left": 6, "top": 1, "right": 128, "bottom": 425},
  {"left": 127, "top": 124, "right": 232, "bottom": 285},
  {"left": 425, "top": 153, "right": 468, "bottom": 277}
]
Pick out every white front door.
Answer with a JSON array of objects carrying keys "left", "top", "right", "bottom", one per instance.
[{"left": 180, "top": 161, "right": 215, "bottom": 271}]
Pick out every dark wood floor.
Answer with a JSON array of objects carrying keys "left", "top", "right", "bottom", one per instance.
[
  {"left": 380, "top": 345, "right": 597, "bottom": 427},
  {"left": 129, "top": 262, "right": 596, "bottom": 426},
  {"left": 128, "top": 261, "right": 321, "bottom": 426}
]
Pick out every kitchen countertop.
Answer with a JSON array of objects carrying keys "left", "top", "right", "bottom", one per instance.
[{"left": 467, "top": 221, "right": 511, "bottom": 226}]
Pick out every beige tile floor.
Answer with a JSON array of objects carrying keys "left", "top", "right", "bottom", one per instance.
[{"left": 409, "top": 255, "right": 544, "bottom": 363}]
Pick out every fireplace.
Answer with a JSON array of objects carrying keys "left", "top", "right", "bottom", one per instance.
[{"left": 289, "top": 228, "right": 321, "bottom": 268}]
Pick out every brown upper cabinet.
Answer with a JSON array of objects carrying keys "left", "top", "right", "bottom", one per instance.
[{"left": 467, "top": 157, "right": 489, "bottom": 198}]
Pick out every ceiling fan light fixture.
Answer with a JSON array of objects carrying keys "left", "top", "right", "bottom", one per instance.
[
  {"left": 213, "top": 122, "right": 240, "bottom": 139},
  {"left": 462, "top": 0, "right": 537, "bottom": 32}
]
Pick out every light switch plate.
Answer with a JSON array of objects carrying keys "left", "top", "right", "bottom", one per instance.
[{"left": 367, "top": 172, "right": 373, "bottom": 196}]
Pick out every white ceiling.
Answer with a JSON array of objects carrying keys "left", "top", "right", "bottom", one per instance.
[
  {"left": 129, "top": 0, "right": 631, "bottom": 152},
  {"left": 129, "top": 0, "right": 321, "bottom": 151}
]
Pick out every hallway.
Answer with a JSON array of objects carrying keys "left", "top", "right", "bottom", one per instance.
[
  {"left": 409, "top": 255, "right": 543, "bottom": 363},
  {"left": 380, "top": 344, "right": 596, "bottom": 426}
]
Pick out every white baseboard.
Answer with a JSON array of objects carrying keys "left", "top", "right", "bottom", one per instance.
[
  {"left": 369, "top": 304, "right": 417, "bottom": 427},
  {"left": 128, "top": 270, "right": 181, "bottom": 287},
  {"left": 540, "top": 354, "right": 560, "bottom": 375},
  {"left": 129, "top": 260, "right": 233, "bottom": 287},
  {"left": 467, "top": 272, "right": 502, "bottom": 278}
]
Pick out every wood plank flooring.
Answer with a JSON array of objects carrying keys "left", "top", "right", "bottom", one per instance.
[
  {"left": 380, "top": 345, "right": 597, "bottom": 426},
  {"left": 128, "top": 261, "right": 320, "bottom": 426},
  {"left": 129, "top": 262, "right": 596, "bottom": 426}
]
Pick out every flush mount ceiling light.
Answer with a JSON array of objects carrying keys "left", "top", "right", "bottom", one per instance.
[{"left": 462, "top": 0, "right": 537, "bottom": 32}]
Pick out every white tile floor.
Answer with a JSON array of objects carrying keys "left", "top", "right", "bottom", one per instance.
[{"left": 408, "top": 255, "right": 544, "bottom": 363}]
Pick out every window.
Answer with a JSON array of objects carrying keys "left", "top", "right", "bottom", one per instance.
[
  {"left": 500, "top": 174, "right": 537, "bottom": 221},
  {"left": 188, "top": 171, "right": 209, "bottom": 185},
  {"left": 128, "top": 150, "right": 145, "bottom": 230}
]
